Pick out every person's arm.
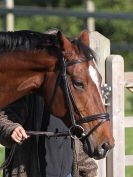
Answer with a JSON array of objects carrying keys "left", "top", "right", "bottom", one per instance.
[
  {"left": 0, "top": 110, "right": 20, "bottom": 147},
  {"left": 0, "top": 96, "right": 30, "bottom": 147},
  {"left": 11, "top": 125, "right": 28, "bottom": 144}
]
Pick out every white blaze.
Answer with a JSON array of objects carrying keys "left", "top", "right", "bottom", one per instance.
[
  {"left": 89, "top": 65, "right": 99, "bottom": 88},
  {"left": 89, "top": 64, "right": 104, "bottom": 103}
]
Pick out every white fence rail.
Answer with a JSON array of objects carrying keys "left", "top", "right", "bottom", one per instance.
[
  {"left": 124, "top": 73, "right": 133, "bottom": 169},
  {"left": 125, "top": 117, "right": 133, "bottom": 128}
]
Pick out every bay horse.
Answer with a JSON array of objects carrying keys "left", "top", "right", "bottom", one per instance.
[{"left": 0, "top": 29, "right": 114, "bottom": 160}]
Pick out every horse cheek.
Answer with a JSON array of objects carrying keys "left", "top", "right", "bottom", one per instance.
[{"left": 51, "top": 87, "right": 67, "bottom": 118}]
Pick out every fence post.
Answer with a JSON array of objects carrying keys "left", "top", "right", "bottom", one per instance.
[
  {"left": 90, "top": 31, "right": 110, "bottom": 82},
  {"left": 106, "top": 55, "right": 125, "bottom": 177},
  {"left": 85, "top": 0, "right": 95, "bottom": 31},
  {"left": 90, "top": 31, "right": 110, "bottom": 177},
  {"left": 4, "top": 0, "right": 14, "bottom": 31}
]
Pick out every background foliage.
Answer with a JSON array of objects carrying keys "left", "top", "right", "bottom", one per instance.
[{"left": 13, "top": 0, "right": 133, "bottom": 70}]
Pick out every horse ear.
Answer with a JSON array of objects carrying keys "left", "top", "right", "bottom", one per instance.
[
  {"left": 17, "top": 74, "right": 44, "bottom": 91},
  {"left": 57, "top": 31, "right": 72, "bottom": 51},
  {"left": 78, "top": 30, "right": 90, "bottom": 46}
]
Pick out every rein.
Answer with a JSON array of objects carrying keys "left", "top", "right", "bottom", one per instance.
[
  {"left": 0, "top": 130, "right": 71, "bottom": 171},
  {"left": 0, "top": 114, "right": 108, "bottom": 171}
]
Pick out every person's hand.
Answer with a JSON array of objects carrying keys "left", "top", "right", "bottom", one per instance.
[{"left": 11, "top": 125, "right": 29, "bottom": 144}]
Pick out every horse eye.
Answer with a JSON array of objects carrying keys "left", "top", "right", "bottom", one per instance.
[{"left": 73, "top": 80, "right": 84, "bottom": 90}]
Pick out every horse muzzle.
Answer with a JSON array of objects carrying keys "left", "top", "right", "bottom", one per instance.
[{"left": 82, "top": 137, "right": 114, "bottom": 160}]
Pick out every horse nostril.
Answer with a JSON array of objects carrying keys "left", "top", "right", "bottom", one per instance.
[
  {"left": 102, "top": 142, "right": 109, "bottom": 150},
  {"left": 94, "top": 143, "right": 110, "bottom": 159},
  {"left": 97, "top": 148, "right": 105, "bottom": 156},
  {"left": 101, "top": 142, "right": 110, "bottom": 155}
]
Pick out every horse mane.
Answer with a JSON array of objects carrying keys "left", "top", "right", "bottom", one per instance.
[
  {"left": 0, "top": 30, "right": 96, "bottom": 61},
  {"left": 0, "top": 30, "right": 59, "bottom": 52}
]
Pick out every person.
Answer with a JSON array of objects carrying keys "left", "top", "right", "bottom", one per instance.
[{"left": 0, "top": 93, "right": 73, "bottom": 177}]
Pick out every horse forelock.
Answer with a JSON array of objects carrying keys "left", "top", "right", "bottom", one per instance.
[{"left": 0, "top": 30, "right": 60, "bottom": 53}]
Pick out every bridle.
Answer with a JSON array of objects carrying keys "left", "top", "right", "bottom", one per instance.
[{"left": 59, "top": 55, "right": 110, "bottom": 140}]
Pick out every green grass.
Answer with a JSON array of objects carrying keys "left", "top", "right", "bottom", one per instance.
[
  {"left": 125, "top": 128, "right": 133, "bottom": 177},
  {"left": 126, "top": 166, "right": 133, "bottom": 177},
  {"left": 0, "top": 147, "right": 4, "bottom": 164},
  {"left": 125, "top": 89, "right": 133, "bottom": 177},
  {"left": 125, "top": 128, "right": 133, "bottom": 155},
  {"left": 0, "top": 147, "right": 4, "bottom": 177}
]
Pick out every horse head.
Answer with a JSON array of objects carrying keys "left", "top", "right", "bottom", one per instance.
[
  {"left": 43, "top": 30, "right": 115, "bottom": 160},
  {"left": 0, "top": 29, "right": 114, "bottom": 159}
]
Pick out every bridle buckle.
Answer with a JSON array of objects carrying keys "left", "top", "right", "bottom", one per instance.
[{"left": 69, "top": 125, "right": 85, "bottom": 140}]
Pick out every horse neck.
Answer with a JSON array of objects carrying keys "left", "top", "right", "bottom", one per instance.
[
  {"left": 0, "top": 50, "right": 58, "bottom": 108},
  {"left": 0, "top": 50, "right": 58, "bottom": 70}
]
